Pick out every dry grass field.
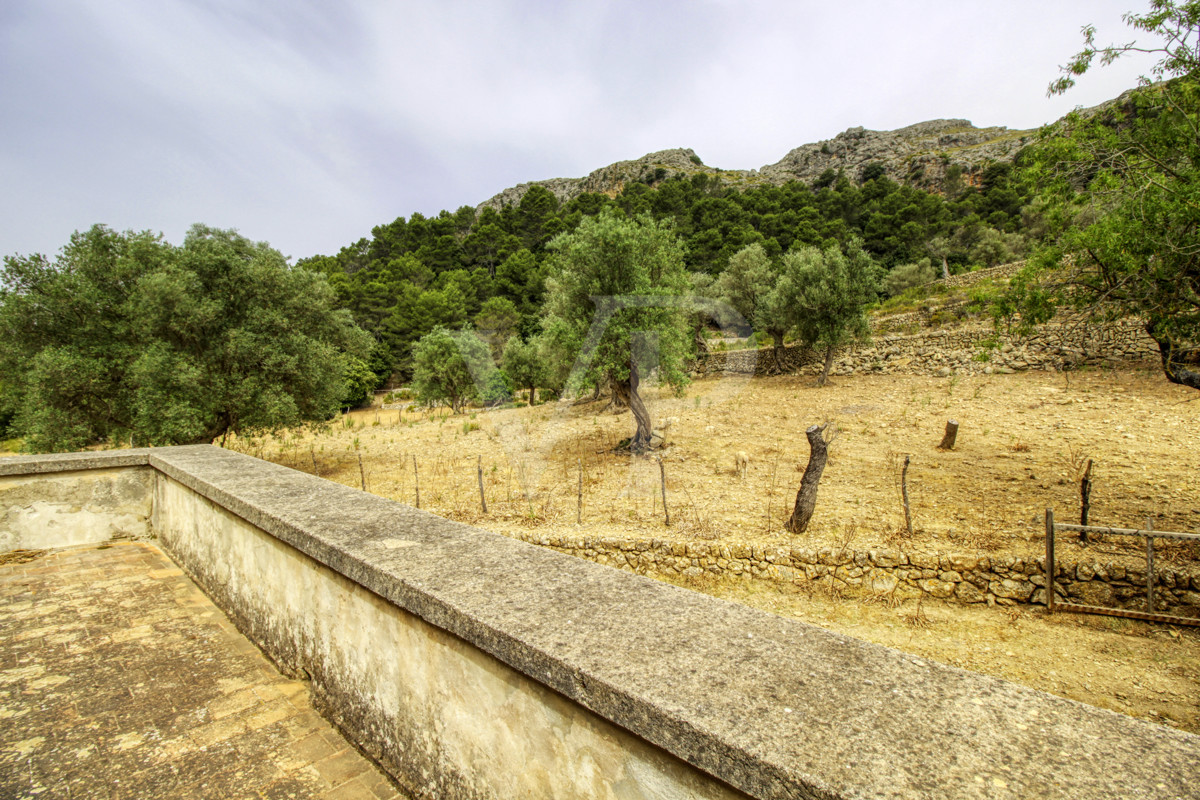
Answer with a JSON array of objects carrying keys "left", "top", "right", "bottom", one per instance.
[
  {"left": 228, "top": 363, "right": 1200, "bottom": 733},
  {"left": 242, "top": 363, "right": 1199, "bottom": 560}
]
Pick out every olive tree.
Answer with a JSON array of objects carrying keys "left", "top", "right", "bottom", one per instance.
[
  {"left": 717, "top": 243, "right": 796, "bottom": 373},
  {"left": 541, "top": 210, "right": 691, "bottom": 452},
  {"left": 786, "top": 240, "right": 881, "bottom": 386},
  {"left": 411, "top": 327, "right": 496, "bottom": 413},
  {"left": 501, "top": 335, "right": 543, "bottom": 404},
  {"left": 0, "top": 224, "right": 372, "bottom": 451}
]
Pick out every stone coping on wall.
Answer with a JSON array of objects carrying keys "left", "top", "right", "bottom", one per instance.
[
  {"left": 0, "top": 448, "right": 155, "bottom": 476},
  {"left": 5, "top": 446, "right": 1200, "bottom": 799}
]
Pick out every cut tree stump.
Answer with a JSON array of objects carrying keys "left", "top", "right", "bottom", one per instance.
[
  {"left": 937, "top": 419, "right": 959, "bottom": 450},
  {"left": 785, "top": 423, "right": 830, "bottom": 534}
]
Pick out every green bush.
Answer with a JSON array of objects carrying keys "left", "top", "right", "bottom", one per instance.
[
  {"left": 481, "top": 369, "right": 514, "bottom": 407},
  {"left": 882, "top": 258, "right": 937, "bottom": 298},
  {"left": 340, "top": 357, "right": 380, "bottom": 409}
]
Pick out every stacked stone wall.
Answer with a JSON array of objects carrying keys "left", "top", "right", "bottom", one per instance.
[
  {"left": 936, "top": 261, "right": 1026, "bottom": 289},
  {"left": 698, "top": 319, "right": 1158, "bottom": 378},
  {"left": 514, "top": 533, "right": 1200, "bottom": 616}
]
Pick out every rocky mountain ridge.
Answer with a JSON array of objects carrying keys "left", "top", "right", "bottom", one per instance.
[{"left": 478, "top": 118, "right": 1036, "bottom": 212}]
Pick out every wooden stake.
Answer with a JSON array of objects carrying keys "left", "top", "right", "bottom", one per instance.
[
  {"left": 310, "top": 446, "right": 320, "bottom": 478},
  {"left": 413, "top": 454, "right": 420, "bottom": 509},
  {"left": 577, "top": 458, "right": 583, "bottom": 524},
  {"left": 901, "top": 455, "right": 913, "bottom": 536},
  {"left": 658, "top": 457, "right": 670, "bottom": 526},
  {"left": 357, "top": 453, "right": 366, "bottom": 491},
  {"left": 1146, "top": 518, "right": 1155, "bottom": 613},
  {"left": 1045, "top": 509, "right": 1056, "bottom": 613},
  {"left": 1080, "top": 459, "right": 1093, "bottom": 540},
  {"left": 937, "top": 419, "right": 959, "bottom": 450},
  {"left": 477, "top": 455, "right": 487, "bottom": 514}
]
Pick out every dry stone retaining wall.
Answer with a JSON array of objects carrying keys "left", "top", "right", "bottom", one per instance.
[
  {"left": 936, "top": 261, "right": 1026, "bottom": 289},
  {"left": 515, "top": 533, "right": 1200, "bottom": 615},
  {"left": 698, "top": 319, "right": 1158, "bottom": 378}
]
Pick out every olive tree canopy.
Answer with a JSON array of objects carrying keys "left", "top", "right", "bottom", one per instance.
[{"left": 0, "top": 224, "right": 373, "bottom": 451}]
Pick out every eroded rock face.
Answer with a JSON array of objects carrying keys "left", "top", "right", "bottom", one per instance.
[
  {"left": 759, "top": 119, "right": 1032, "bottom": 191},
  {"left": 478, "top": 148, "right": 730, "bottom": 211},
  {"left": 477, "top": 118, "right": 1034, "bottom": 211}
]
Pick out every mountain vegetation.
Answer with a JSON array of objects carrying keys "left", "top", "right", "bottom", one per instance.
[
  {"left": 311, "top": 0, "right": 1198, "bottom": 407},
  {"left": 306, "top": 147, "right": 1035, "bottom": 391}
]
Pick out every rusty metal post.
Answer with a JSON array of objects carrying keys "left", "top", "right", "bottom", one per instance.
[{"left": 1045, "top": 509, "right": 1056, "bottom": 614}]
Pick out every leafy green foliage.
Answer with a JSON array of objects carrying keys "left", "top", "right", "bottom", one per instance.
[
  {"left": 1011, "top": 0, "right": 1200, "bottom": 389},
  {"left": 411, "top": 327, "right": 495, "bottom": 413},
  {"left": 882, "top": 258, "right": 937, "bottom": 298},
  {"left": 0, "top": 382, "right": 13, "bottom": 438},
  {"left": 541, "top": 210, "right": 692, "bottom": 449},
  {"left": 341, "top": 357, "right": 380, "bottom": 409},
  {"left": 480, "top": 369, "right": 514, "bottom": 407},
  {"left": 786, "top": 240, "right": 882, "bottom": 385},
  {"left": 0, "top": 225, "right": 372, "bottom": 452},
  {"left": 716, "top": 243, "right": 798, "bottom": 369},
  {"left": 474, "top": 296, "right": 521, "bottom": 361},
  {"left": 501, "top": 335, "right": 543, "bottom": 403}
]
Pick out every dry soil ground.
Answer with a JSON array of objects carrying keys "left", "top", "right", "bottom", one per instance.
[
  {"left": 252, "top": 363, "right": 1199, "bottom": 560},
  {"left": 224, "top": 364, "right": 1200, "bottom": 734}
]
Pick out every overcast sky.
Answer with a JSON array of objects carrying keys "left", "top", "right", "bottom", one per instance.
[{"left": 0, "top": 0, "right": 1163, "bottom": 263}]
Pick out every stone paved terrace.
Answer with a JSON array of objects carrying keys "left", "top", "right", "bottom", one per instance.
[{"left": 0, "top": 542, "right": 408, "bottom": 800}]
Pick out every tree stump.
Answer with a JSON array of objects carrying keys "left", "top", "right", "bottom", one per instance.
[
  {"left": 937, "top": 419, "right": 959, "bottom": 450},
  {"left": 785, "top": 423, "right": 830, "bottom": 534}
]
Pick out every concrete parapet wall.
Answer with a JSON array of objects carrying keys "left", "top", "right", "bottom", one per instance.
[
  {"left": 2, "top": 446, "right": 1199, "bottom": 799},
  {"left": 151, "top": 467, "right": 741, "bottom": 800},
  {"left": 0, "top": 460, "right": 154, "bottom": 551}
]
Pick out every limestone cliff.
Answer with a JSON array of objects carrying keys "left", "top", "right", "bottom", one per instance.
[
  {"left": 478, "top": 119, "right": 1036, "bottom": 212},
  {"left": 759, "top": 119, "right": 1033, "bottom": 191}
]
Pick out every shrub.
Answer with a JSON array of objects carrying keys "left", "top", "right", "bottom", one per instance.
[
  {"left": 882, "top": 258, "right": 937, "bottom": 298},
  {"left": 481, "top": 369, "right": 514, "bottom": 407}
]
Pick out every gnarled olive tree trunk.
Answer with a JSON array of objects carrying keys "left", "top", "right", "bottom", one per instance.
[
  {"left": 610, "top": 363, "right": 652, "bottom": 452},
  {"left": 769, "top": 330, "right": 786, "bottom": 374},
  {"left": 817, "top": 345, "right": 836, "bottom": 387},
  {"left": 1147, "top": 322, "right": 1200, "bottom": 391}
]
